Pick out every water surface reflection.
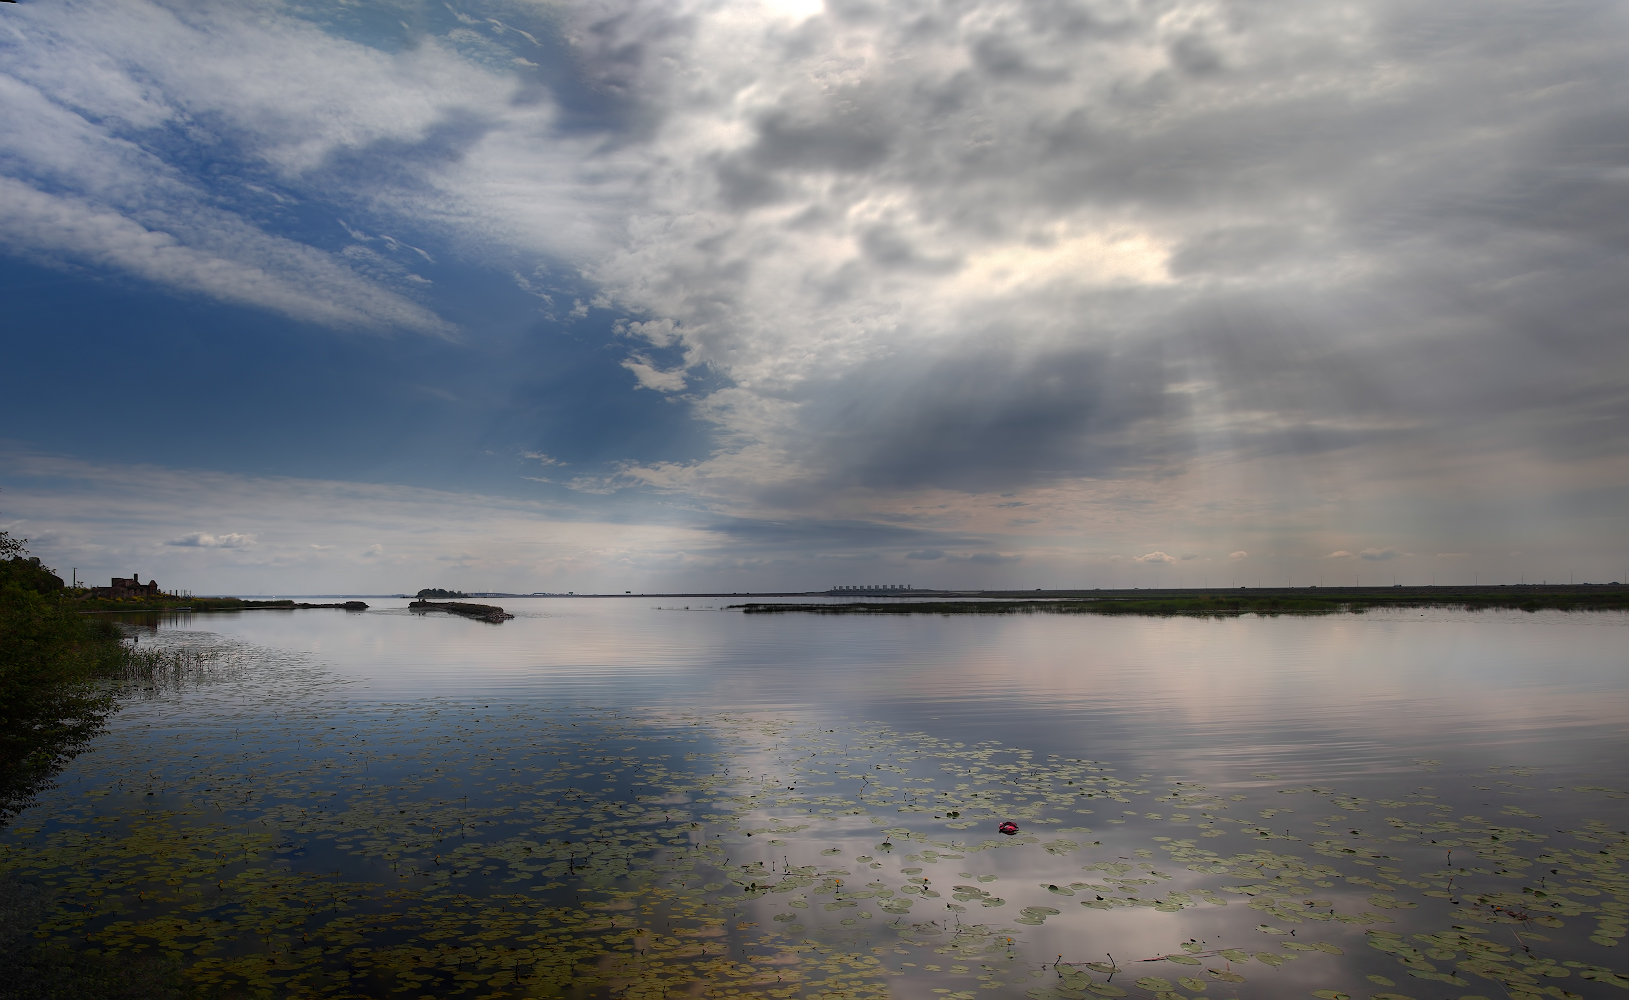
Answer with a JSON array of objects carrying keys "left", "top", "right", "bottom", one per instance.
[{"left": 0, "top": 602, "right": 1622, "bottom": 998}]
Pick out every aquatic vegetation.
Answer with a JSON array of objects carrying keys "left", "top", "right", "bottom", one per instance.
[
  {"left": 0, "top": 874, "right": 200, "bottom": 1000},
  {"left": 0, "top": 628, "right": 1623, "bottom": 998},
  {"left": 6, "top": 549, "right": 1627, "bottom": 1000}
]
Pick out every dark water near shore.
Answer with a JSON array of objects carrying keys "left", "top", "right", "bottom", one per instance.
[{"left": 2, "top": 600, "right": 1625, "bottom": 999}]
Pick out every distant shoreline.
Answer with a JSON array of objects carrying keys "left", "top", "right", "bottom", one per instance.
[
  {"left": 729, "top": 584, "right": 1629, "bottom": 616},
  {"left": 76, "top": 584, "right": 1627, "bottom": 615}
]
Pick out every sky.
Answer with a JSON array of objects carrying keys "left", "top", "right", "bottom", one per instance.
[{"left": 2, "top": 0, "right": 1626, "bottom": 595}]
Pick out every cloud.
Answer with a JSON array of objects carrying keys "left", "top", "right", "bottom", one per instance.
[
  {"left": 906, "top": 549, "right": 944, "bottom": 560},
  {"left": 567, "top": 0, "right": 1629, "bottom": 532},
  {"left": 1229, "top": 551, "right": 1249, "bottom": 561},
  {"left": 0, "top": 179, "right": 452, "bottom": 335},
  {"left": 0, "top": 1, "right": 587, "bottom": 336},
  {"left": 166, "top": 532, "right": 256, "bottom": 549},
  {"left": 0, "top": 4, "right": 467, "bottom": 336},
  {"left": 621, "top": 358, "right": 688, "bottom": 393},
  {"left": 1360, "top": 547, "right": 1407, "bottom": 561},
  {"left": 2, "top": 0, "right": 1626, "bottom": 584},
  {"left": 957, "top": 552, "right": 1021, "bottom": 566},
  {"left": 410, "top": 385, "right": 458, "bottom": 402},
  {"left": 1328, "top": 547, "right": 1409, "bottom": 561},
  {"left": 1134, "top": 551, "right": 1177, "bottom": 564},
  {"left": 360, "top": 544, "right": 384, "bottom": 559},
  {"left": 1180, "top": 553, "right": 1198, "bottom": 561}
]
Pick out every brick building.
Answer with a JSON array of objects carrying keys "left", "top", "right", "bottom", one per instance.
[{"left": 93, "top": 573, "right": 162, "bottom": 599}]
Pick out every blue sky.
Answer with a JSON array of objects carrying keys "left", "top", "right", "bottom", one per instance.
[{"left": 2, "top": 0, "right": 1626, "bottom": 594}]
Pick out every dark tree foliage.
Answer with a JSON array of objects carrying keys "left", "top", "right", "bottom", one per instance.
[
  {"left": 417, "top": 587, "right": 468, "bottom": 598},
  {"left": 0, "top": 557, "right": 66, "bottom": 593}
]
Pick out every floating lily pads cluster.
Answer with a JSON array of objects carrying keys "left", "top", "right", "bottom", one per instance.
[{"left": 0, "top": 634, "right": 1623, "bottom": 1000}]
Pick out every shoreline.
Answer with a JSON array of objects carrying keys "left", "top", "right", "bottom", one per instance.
[{"left": 732, "top": 587, "right": 1629, "bottom": 616}]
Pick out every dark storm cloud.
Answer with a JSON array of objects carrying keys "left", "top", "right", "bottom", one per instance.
[
  {"left": 749, "top": 111, "right": 891, "bottom": 173},
  {"left": 796, "top": 339, "right": 1177, "bottom": 493}
]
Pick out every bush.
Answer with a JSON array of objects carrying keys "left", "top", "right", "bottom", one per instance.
[{"left": 0, "top": 556, "right": 65, "bottom": 594}]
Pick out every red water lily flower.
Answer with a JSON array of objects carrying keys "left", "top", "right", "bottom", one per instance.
[{"left": 998, "top": 821, "right": 1019, "bottom": 835}]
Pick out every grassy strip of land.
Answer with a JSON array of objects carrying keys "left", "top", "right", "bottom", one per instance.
[
  {"left": 735, "top": 588, "right": 1629, "bottom": 616},
  {"left": 736, "top": 597, "right": 1342, "bottom": 615},
  {"left": 68, "top": 594, "right": 243, "bottom": 612},
  {"left": 68, "top": 594, "right": 368, "bottom": 612}
]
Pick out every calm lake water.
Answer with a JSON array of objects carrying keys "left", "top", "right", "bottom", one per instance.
[{"left": 4, "top": 600, "right": 1626, "bottom": 999}]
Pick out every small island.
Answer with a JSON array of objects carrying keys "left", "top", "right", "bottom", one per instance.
[{"left": 409, "top": 599, "right": 514, "bottom": 623}]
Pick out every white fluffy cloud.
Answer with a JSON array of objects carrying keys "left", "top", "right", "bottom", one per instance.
[{"left": 621, "top": 358, "right": 689, "bottom": 393}]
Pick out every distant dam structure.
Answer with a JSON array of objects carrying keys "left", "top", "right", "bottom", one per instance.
[{"left": 825, "top": 584, "right": 915, "bottom": 596}]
